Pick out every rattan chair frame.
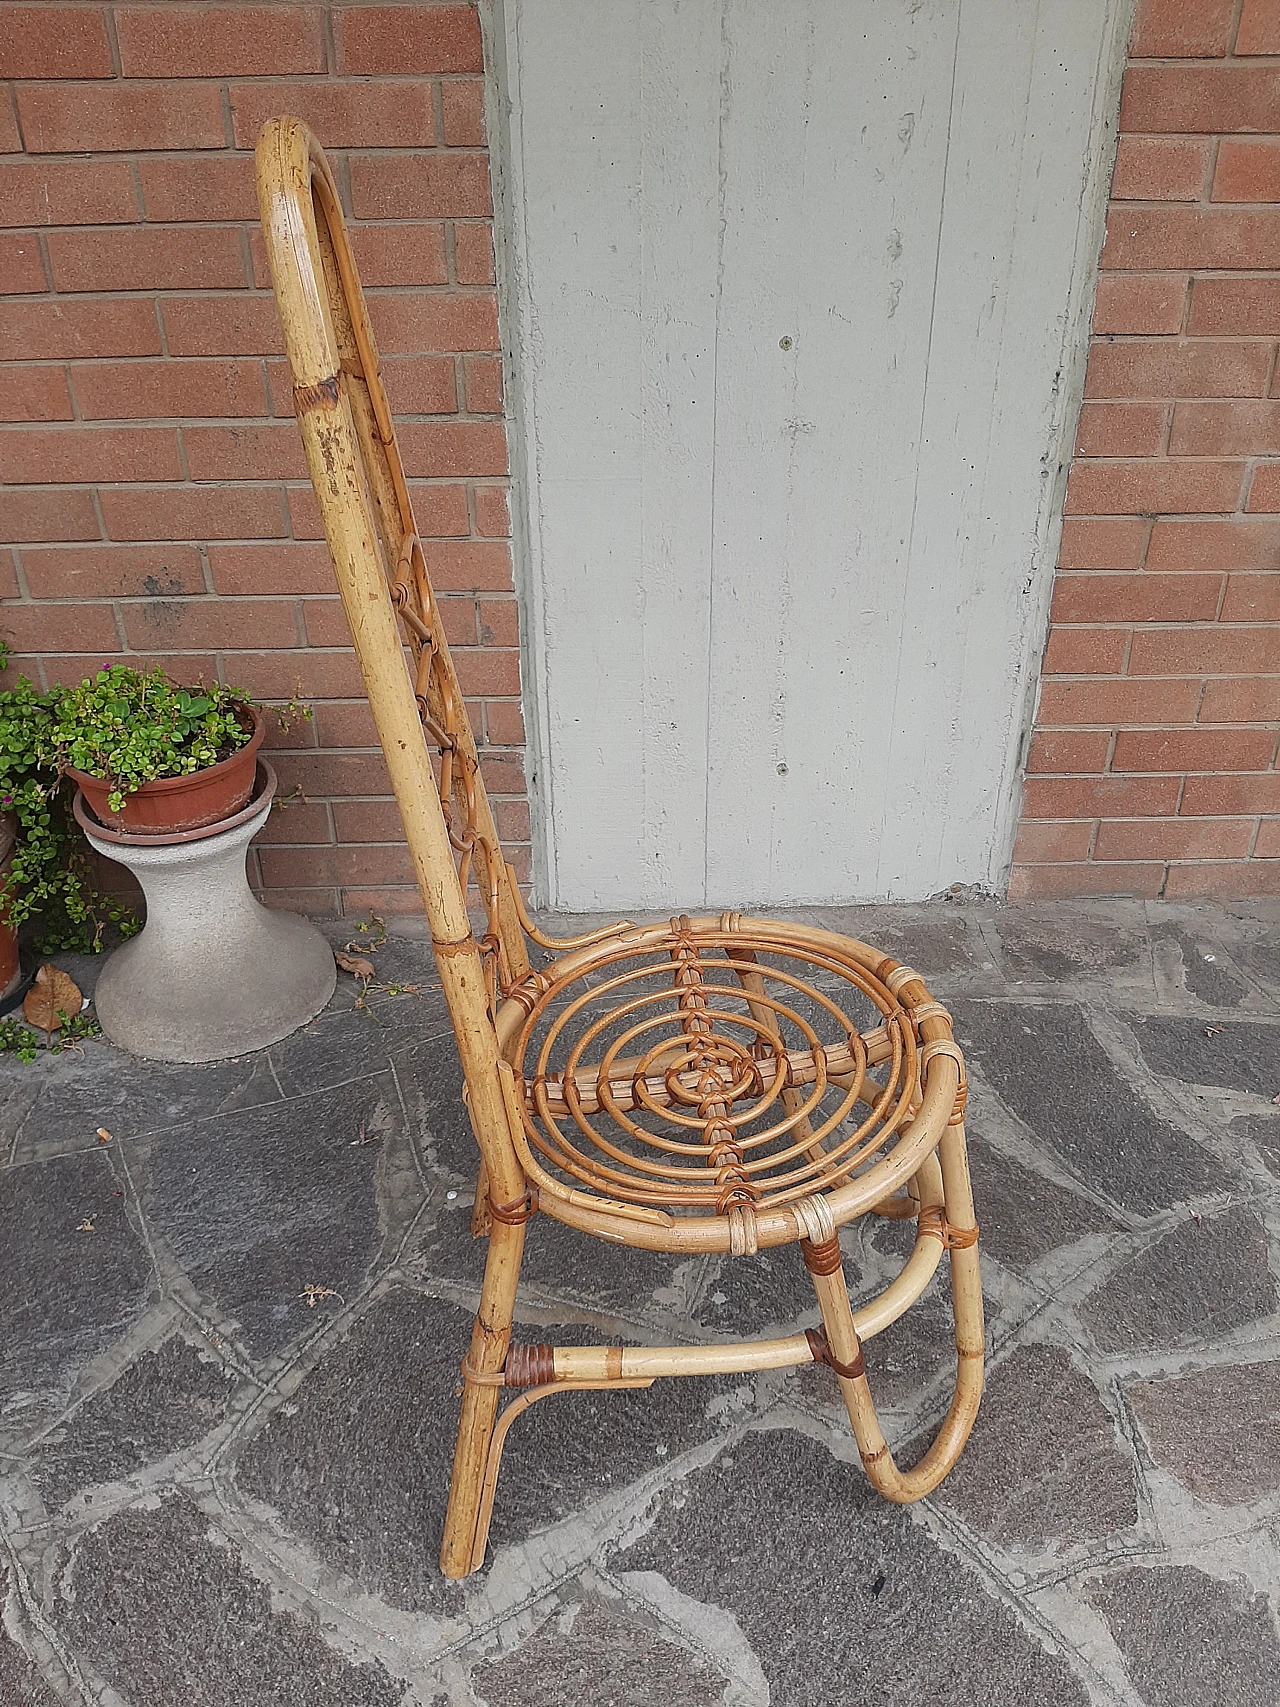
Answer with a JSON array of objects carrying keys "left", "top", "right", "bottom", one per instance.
[{"left": 256, "top": 116, "right": 984, "bottom": 1581}]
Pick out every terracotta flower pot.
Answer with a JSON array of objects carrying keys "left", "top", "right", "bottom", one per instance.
[{"left": 67, "top": 707, "right": 267, "bottom": 836}]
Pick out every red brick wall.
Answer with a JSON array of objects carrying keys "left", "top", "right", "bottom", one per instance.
[
  {"left": 1013, "top": 0, "right": 1280, "bottom": 900},
  {"left": 0, "top": 2, "right": 527, "bottom": 918}
]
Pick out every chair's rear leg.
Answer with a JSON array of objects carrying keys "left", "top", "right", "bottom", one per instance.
[
  {"left": 440, "top": 1215, "right": 525, "bottom": 1577},
  {"left": 805, "top": 1123, "right": 983, "bottom": 1502},
  {"left": 470, "top": 1156, "right": 492, "bottom": 1237}
]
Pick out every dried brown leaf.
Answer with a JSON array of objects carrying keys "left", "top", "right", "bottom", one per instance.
[
  {"left": 23, "top": 964, "right": 83, "bottom": 1037},
  {"left": 334, "top": 951, "right": 375, "bottom": 980}
]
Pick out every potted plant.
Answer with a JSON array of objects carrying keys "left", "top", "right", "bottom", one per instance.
[{"left": 50, "top": 664, "right": 267, "bottom": 835}]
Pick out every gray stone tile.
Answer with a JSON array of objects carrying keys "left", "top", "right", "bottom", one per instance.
[
  {"left": 1082, "top": 1206, "right": 1276, "bottom": 1355},
  {"left": 1128, "top": 1358, "right": 1280, "bottom": 1505},
  {"left": 1131, "top": 1015, "right": 1280, "bottom": 1100},
  {"left": 235, "top": 1289, "right": 465, "bottom": 1614},
  {"left": 145, "top": 1076, "right": 395, "bottom": 1359},
  {"left": 1232, "top": 1113, "right": 1280, "bottom": 1178},
  {"left": 964, "top": 1133, "right": 1114, "bottom": 1271},
  {"left": 951, "top": 1002, "right": 1218, "bottom": 1213},
  {"left": 617, "top": 1428, "right": 1089, "bottom": 1707},
  {"left": 33, "top": 1335, "right": 240, "bottom": 1511},
  {"left": 270, "top": 988, "right": 452, "bottom": 1098},
  {"left": 1087, "top": 1564, "right": 1280, "bottom": 1707},
  {"left": 994, "top": 917, "right": 1146, "bottom": 984},
  {"left": 1162, "top": 930, "right": 1248, "bottom": 1007},
  {"left": 933, "top": 1345, "right": 1137, "bottom": 1550},
  {"left": 0, "top": 1567, "right": 60, "bottom": 1707},
  {"left": 520, "top": 1213, "right": 698, "bottom": 1328},
  {"left": 57, "top": 1493, "right": 406, "bottom": 1707},
  {"left": 472, "top": 1599, "right": 726, "bottom": 1707},
  {"left": 1, "top": 1150, "right": 152, "bottom": 1436}
]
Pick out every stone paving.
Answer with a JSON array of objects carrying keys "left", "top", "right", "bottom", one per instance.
[{"left": 2, "top": 897, "right": 1279, "bottom": 1706}]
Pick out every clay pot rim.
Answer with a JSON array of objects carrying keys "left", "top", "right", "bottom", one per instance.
[
  {"left": 64, "top": 704, "right": 266, "bottom": 805},
  {"left": 74, "top": 759, "right": 277, "bottom": 847}
]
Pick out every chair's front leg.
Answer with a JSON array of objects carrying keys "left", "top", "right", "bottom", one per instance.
[
  {"left": 440, "top": 1214, "right": 526, "bottom": 1577},
  {"left": 470, "top": 1156, "right": 492, "bottom": 1237},
  {"left": 806, "top": 1123, "right": 984, "bottom": 1502}
]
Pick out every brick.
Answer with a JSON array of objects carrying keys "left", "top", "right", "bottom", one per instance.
[
  {"left": 0, "top": 160, "right": 138, "bottom": 228},
  {"left": 1094, "top": 818, "right": 1255, "bottom": 861},
  {"left": 138, "top": 155, "right": 257, "bottom": 223},
  {"left": 1010, "top": 820, "right": 1095, "bottom": 863},
  {"left": 1025, "top": 730, "right": 1112, "bottom": 773},
  {"left": 1256, "top": 820, "right": 1280, "bottom": 858},
  {"left": 1049, "top": 572, "right": 1220, "bottom": 624},
  {"left": 301, "top": 600, "right": 352, "bottom": 647},
  {"left": 1212, "top": 139, "right": 1280, "bottom": 203},
  {"left": 1237, "top": 0, "right": 1280, "bottom": 55},
  {"left": 441, "top": 78, "right": 486, "bottom": 147},
  {"left": 494, "top": 799, "right": 530, "bottom": 843},
  {"left": 0, "top": 553, "right": 18, "bottom": 601},
  {"left": 483, "top": 699, "right": 524, "bottom": 745},
  {"left": 47, "top": 226, "right": 246, "bottom": 294},
  {"left": 220, "top": 647, "right": 364, "bottom": 700},
  {"left": 257, "top": 846, "right": 340, "bottom": 889},
  {"left": 451, "top": 648, "right": 519, "bottom": 695},
  {"left": 0, "top": 233, "right": 46, "bottom": 294},
  {"left": 121, "top": 598, "right": 301, "bottom": 653},
  {"left": 22, "top": 543, "right": 203, "bottom": 601},
  {"left": 1022, "top": 775, "right": 1181, "bottom": 817},
  {"left": 116, "top": 5, "right": 325, "bottom": 77},
  {"left": 0, "top": 603, "right": 119, "bottom": 655},
  {"left": 286, "top": 479, "right": 469, "bottom": 539},
  {"left": 331, "top": 798, "right": 402, "bottom": 841},
  {"left": 336, "top": 884, "right": 423, "bottom": 914},
  {"left": 0, "top": 368, "right": 74, "bottom": 424},
  {"left": 462, "top": 354, "right": 503, "bottom": 414},
  {"left": 1008, "top": 862, "right": 1165, "bottom": 901},
  {"left": 433, "top": 594, "right": 477, "bottom": 645},
  {"left": 1084, "top": 340, "right": 1270, "bottom": 400},
  {"left": 479, "top": 753, "right": 525, "bottom": 796},
  {"left": 1057, "top": 517, "right": 1150, "bottom": 570},
  {"left": 1188, "top": 277, "right": 1280, "bottom": 335},
  {"left": 1036, "top": 676, "right": 1203, "bottom": 726},
  {"left": 1182, "top": 772, "right": 1280, "bottom": 813},
  {"left": 398, "top": 420, "right": 508, "bottom": 478},
  {"left": 207, "top": 542, "right": 333, "bottom": 595},
  {"left": 419, "top": 538, "right": 513, "bottom": 591},
  {"left": 183, "top": 424, "right": 308, "bottom": 482},
  {"left": 1129, "top": 625, "right": 1279, "bottom": 673},
  {"left": 351, "top": 224, "right": 448, "bottom": 288},
  {"left": 0, "top": 298, "right": 161, "bottom": 362},
  {"left": 1111, "top": 136, "right": 1209, "bottom": 201},
  {"left": 1130, "top": 0, "right": 1236, "bottom": 56},
  {"left": 0, "top": 487, "right": 100, "bottom": 543},
  {"left": 1164, "top": 860, "right": 1280, "bottom": 898},
  {"left": 229, "top": 80, "right": 437, "bottom": 150},
  {"left": 100, "top": 484, "right": 286, "bottom": 541},
  {"left": 1042, "top": 627, "right": 1130, "bottom": 674},
  {"left": 0, "top": 7, "right": 113, "bottom": 78},
  {"left": 474, "top": 485, "right": 510, "bottom": 537},
  {"left": 477, "top": 598, "right": 518, "bottom": 647},
  {"left": 16, "top": 83, "right": 227, "bottom": 153},
  {"left": 309, "top": 700, "right": 378, "bottom": 747},
  {"left": 273, "top": 750, "right": 394, "bottom": 798},
  {"left": 0, "top": 425, "right": 181, "bottom": 485},
  {"left": 72, "top": 357, "right": 268, "bottom": 421},
  {"left": 367, "top": 292, "right": 499, "bottom": 353},
  {"left": 1246, "top": 462, "right": 1280, "bottom": 509},
  {"left": 0, "top": 101, "right": 18, "bottom": 156},
  {"left": 1113, "top": 727, "right": 1277, "bottom": 771},
  {"left": 1121, "top": 66, "right": 1280, "bottom": 133},
  {"left": 1170, "top": 399, "right": 1280, "bottom": 456},
  {"left": 1147, "top": 517, "right": 1280, "bottom": 569},
  {"left": 1102, "top": 207, "right": 1280, "bottom": 271},
  {"left": 41, "top": 651, "right": 213, "bottom": 691},
  {"left": 1220, "top": 571, "right": 1280, "bottom": 619},
  {"left": 256, "top": 884, "right": 342, "bottom": 915},
  {"left": 161, "top": 296, "right": 284, "bottom": 358},
  {"left": 1074, "top": 401, "right": 1166, "bottom": 457},
  {"left": 253, "top": 799, "right": 333, "bottom": 847},
  {"left": 335, "top": 844, "right": 417, "bottom": 885},
  {"left": 1091, "top": 274, "right": 1187, "bottom": 337},
  {"left": 454, "top": 221, "right": 495, "bottom": 285},
  {"left": 350, "top": 153, "right": 491, "bottom": 219},
  {"left": 382, "top": 355, "right": 457, "bottom": 415},
  {"left": 1199, "top": 677, "right": 1280, "bottom": 721},
  {"left": 1065, "top": 459, "right": 1244, "bottom": 515},
  {"left": 334, "top": 5, "right": 482, "bottom": 74}
]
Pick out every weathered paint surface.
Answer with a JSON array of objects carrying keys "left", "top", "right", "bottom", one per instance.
[{"left": 492, "top": 0, "right": 1128, "bottom": 909}]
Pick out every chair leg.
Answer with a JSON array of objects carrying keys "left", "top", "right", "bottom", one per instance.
[
  {"left": 808, "top": 1123, "right": 984, "bottom": 1502},
  {"left": 439, "top": 1215, "right": 526, "bottom": 1577},
  {"left": 470, "top": 1157, "right": 492, "bottom": 1237}
]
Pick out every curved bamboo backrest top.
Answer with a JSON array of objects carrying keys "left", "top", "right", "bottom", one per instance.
[{"left": 255, "top": 116, "right": 531, "bottom": 1006}]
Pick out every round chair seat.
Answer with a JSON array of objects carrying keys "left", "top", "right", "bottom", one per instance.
[{"left": 495, "top": 913, "right": 962, "bottom": 1250}]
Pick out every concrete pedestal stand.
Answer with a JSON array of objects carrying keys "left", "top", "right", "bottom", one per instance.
[{"left": 75, "top": 762, "right": 336, "bottom": 1062}]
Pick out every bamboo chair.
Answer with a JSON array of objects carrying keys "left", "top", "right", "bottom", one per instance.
[{"left": 256, "top": 117, "right": 984, "bottom": 1580}]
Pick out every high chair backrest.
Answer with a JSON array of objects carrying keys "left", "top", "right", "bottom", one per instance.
[{"left": 257, "top": 115, "right": 529, "bottom": 1185}]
